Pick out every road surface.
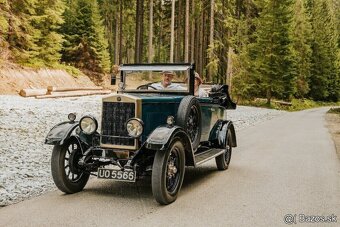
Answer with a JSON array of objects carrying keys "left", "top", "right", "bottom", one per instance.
[{"left": 0, "top": 108, "right": 339, "bottom": 227}]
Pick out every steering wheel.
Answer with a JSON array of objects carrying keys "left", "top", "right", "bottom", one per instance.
[{"left": 136, "top": 84, "right": 158, "bottom": 90}]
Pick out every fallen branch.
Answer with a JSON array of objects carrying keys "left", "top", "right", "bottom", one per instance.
[{"left": 255, "top": 98, "right": 292, "bottom": 106}]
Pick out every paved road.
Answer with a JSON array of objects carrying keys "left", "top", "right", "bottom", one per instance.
[{"left": 0, "top": 108, "right": 339, "bottom": 227}]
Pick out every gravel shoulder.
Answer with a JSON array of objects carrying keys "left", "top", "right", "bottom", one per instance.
[
  {"left": 325, "top": 111, "right": 340, "bottom": 160},
  {"left": 0, "top": 95, "right": 285, "bottom": 207}
]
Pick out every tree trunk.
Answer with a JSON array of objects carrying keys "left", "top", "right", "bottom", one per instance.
[
  {"left": 190, "top": 0, "right": 195, "bottom": 63},
  {"left": 266, "top": 88, "right": 272, "bottom": 105},
  {"left": 119, "top": 0, "right": 123, "bottom": 64},
  {"left": 199, "top": 9, "right": 204, "bottom": 76},
  {"left": 208, "top": 0, "right": 215, "bottom": 81},
  {"left": 114, "top": 12, "right": 119, "bottom": 65},
  {"left": 226, "top": 47, "right": 233, "bottom": 93},
  {"left": 184, "top": 0, "right": 190, "bottom": 62},
  {"left": 135, "top": 0, "right": 144, "bottom": 63},
  {"left": 148, "top": 0, "right": 153, "bottom": 63},
  {"left": 170, "top": 0, "right": 175, "bottom": 63}
]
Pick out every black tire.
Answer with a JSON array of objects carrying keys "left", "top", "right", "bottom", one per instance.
[
  {"left": 51, "top": 139, "right": 89, "bottom": 194},
  {"left": 215, "top": 130, "right": 232, "bottom": 170},
  {"left": 152, "top": 139, "right": 186, "bottom": 205},
  {"left": 176, "top": 96, "right": 202, "bottom": 150}
]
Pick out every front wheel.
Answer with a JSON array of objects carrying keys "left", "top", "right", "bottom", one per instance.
[
  {"left": 51, "top": 139, "right": 89, "bottom": 193},
  {"left": 215, "top": 130, "right": 232, "bottom": 170},
  {"left": 151, "top": 139, "right": 185, "bottom": 205}
]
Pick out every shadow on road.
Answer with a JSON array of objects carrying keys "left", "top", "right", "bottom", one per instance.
[{"left": 79, "top": 164, "right": 219, "bottom": 202}]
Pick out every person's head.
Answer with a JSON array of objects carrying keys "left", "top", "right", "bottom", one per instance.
[
  {"left": 194, "top": 72, "right": 203, "bottom": 89},
  {"left": 161, "top": 71, "right": 175, "bottom": 87}
]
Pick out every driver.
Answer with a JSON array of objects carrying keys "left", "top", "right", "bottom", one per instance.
[{"left": 151, "top": 71, "right": 184, "bottom": 90}]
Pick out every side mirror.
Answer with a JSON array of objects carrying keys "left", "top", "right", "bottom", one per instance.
[{"left": 111, "top": 75, "right": 116, "bottom": 85}]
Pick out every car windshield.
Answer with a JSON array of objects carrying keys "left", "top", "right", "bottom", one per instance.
[{"left": 119, "top": 64, "right": 192, "bottom": 93}]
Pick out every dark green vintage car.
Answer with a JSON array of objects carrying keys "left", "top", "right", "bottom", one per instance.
[{"left": 45, "top": 63, "right": 237, "bottom": 204}]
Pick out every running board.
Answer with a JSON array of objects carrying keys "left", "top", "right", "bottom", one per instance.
[{"left": 194, "top": 148, "right": 225, "bottom": 166}]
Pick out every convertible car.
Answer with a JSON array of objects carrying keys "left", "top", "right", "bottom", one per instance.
[{"left": 45, "top": 63, "right": 237, "bottom": 204}]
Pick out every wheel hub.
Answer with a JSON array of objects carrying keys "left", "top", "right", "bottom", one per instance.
[{"left": 167, "top": 161, "right": 178, "bottom": 178}]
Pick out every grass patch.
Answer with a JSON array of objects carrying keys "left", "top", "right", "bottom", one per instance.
[
  {"left": 19, "top": 62, "right": 83, "bottom": 78},
  {"left": 238, "top": 98, "right": 340, "bottom": 111}
]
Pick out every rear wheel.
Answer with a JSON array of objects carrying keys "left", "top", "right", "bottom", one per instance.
[
  {"left": 215, "top": 131, "right": 232, "bottom": 170},
  {"left": 152, "top": 139, "right": 185, "bottom": 205},
  {"left": 51, "top": 139, "right": 89, "bottom": 193}
]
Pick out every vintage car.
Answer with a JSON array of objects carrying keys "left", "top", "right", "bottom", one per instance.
[{"left": 45, "top": 63, "right": 237, "bottom": 204}]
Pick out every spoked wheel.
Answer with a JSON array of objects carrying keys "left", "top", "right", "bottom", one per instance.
[
  {"left": 152, "top": 139, "right": 185, "bottom": 205},
  {"left": 186, "top": 105, "right": 200, "bottom": 143},
  {"left": 51, "top": 139, "right": 89, "bottom": 193},
  {"left": 215, "top": 130, "right": 232, "bottom": 170},
  {"left": 177, "top": 96, "right": 202, "bottom": 150}
]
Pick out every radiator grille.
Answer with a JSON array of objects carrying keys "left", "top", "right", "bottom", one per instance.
[{"left": 101, "top": 102, "right": 135, "bottom": 146}]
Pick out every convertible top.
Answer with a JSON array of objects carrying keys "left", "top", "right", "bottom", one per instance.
[{"left": 119, "top": 63, "right": 193, "bottom": 72}]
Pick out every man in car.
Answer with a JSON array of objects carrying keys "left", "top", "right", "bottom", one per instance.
[
  {"left": 151, "top": 71, "right": 184, "bottom": 90},
  {"left": 193, "top": 72, "right": 208, "bottom": 97}
]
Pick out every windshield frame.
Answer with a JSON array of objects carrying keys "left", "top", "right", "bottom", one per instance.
[{"left": 118, "top": 63, "right": 195, "bottom": 95}]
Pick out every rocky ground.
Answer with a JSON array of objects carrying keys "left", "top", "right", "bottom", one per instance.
[{"left": 0, "top": 95, "right": 285, "bottom": 207}]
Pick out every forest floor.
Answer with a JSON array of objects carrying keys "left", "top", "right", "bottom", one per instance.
[{"left": 325, "top": 108, "right": 340, "bottom": 160}]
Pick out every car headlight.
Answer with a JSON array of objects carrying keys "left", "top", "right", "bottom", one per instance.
[
  {"left": 79, "top": 115, "right": 98, "bottom": 135},
  {"left": 126, "top": 118, "right": 143, "bottom": 138}
]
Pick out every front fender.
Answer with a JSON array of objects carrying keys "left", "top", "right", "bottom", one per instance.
[
  {"left": 145, "top": 126, "right": 195, "bottom": 166},
  {"left": 45, "top": 121, "right": 79, "bottom": 145}
]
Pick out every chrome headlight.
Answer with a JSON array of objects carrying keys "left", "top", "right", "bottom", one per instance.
[
  {"left": 79, "top": 116, "right": 98, "bottom": 135},
  {"left": 126, "top": 118, "right": 143, "bottom": 138}
]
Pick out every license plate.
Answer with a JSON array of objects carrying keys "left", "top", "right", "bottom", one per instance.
[{"left": 97, "top": 168, "right": 136, "bottom": 182}]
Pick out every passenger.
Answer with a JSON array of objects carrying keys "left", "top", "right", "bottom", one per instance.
[
  {"left": 194, "top": 72, "right": 208, "bottom": 97},
  {"left": 151, "top": 71, "right": 185, "bottom": 90}
]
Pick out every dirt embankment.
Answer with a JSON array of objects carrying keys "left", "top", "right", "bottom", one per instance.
[{"left": 0, "top": 64, "right": 104, "bottom": 95}]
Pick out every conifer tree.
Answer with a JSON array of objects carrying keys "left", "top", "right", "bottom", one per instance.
[
  {"left": 5, "top": 0, "right": 40, "bottom": 64},
  {"left": 291, "top": 0, "right": 312, "bottom": 98},
  {"left": 251, "top": 0, "right": 296, "bottom": 104},
  {"left": 309, "top": 0, "right": 339, "bottom": 101},
  {"left": 33, "top": 0, "right": 65, "bottom": 66},
  {"left": 61, "top": 0, "right": 110, "bottom": 72},
  {"left": 0, "top": 0, "right": 9, "bottom": 62}
]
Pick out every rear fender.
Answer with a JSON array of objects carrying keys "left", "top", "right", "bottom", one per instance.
[
  {"left": 145, "top": 126, "right": 195, "bottom": 166},
  {"left": 209, "top": 120, "right": 237, "bottom": 148}
]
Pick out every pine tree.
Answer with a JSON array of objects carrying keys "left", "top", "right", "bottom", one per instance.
[
  {"left": 33, "top": 0, "right": 65, "bottom": 66},
  {"left": 291, "top": 0, "right": 312, "bottom": 98},
  {"left": 309, "top": 0, "right": 339, "bottom": 101},
  {"left": 61, "top": 0, "right": 110, "bottom": 72},
  {"left": 250, "top": 0, "right": 296, "bottom": 104},
  {"left": 0, "top": 0, "right": 10, "bottom": 62},
  {"left": 5, "top": 0, "right": 40, "bottom": 64}
]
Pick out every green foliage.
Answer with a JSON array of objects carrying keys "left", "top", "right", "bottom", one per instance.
[
  {"left": 309, "top": 0, "right": 339, "bottom": 101},
  {"left": 250, "top": 0, "right": 297, "bottom": 103},
  {"left": 241, "top": 98, "right": 340, "bottom": 111},
  {"left": 61, "top": 0, "right": 110, "bottom": 73},
  {"left": 291, "top": 0, "right": 312, "bottom": 98},
  {"left": 33, "top": 0, "right": 65, "bottom": 66}
]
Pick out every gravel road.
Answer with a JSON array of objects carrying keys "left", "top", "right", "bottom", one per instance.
[{"left": 0, "top": 95, "right": 285, "bottom": 207}]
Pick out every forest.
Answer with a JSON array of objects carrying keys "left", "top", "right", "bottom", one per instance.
[{"left": 0, "top": 0, "right": 339, "bottom": 103}]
